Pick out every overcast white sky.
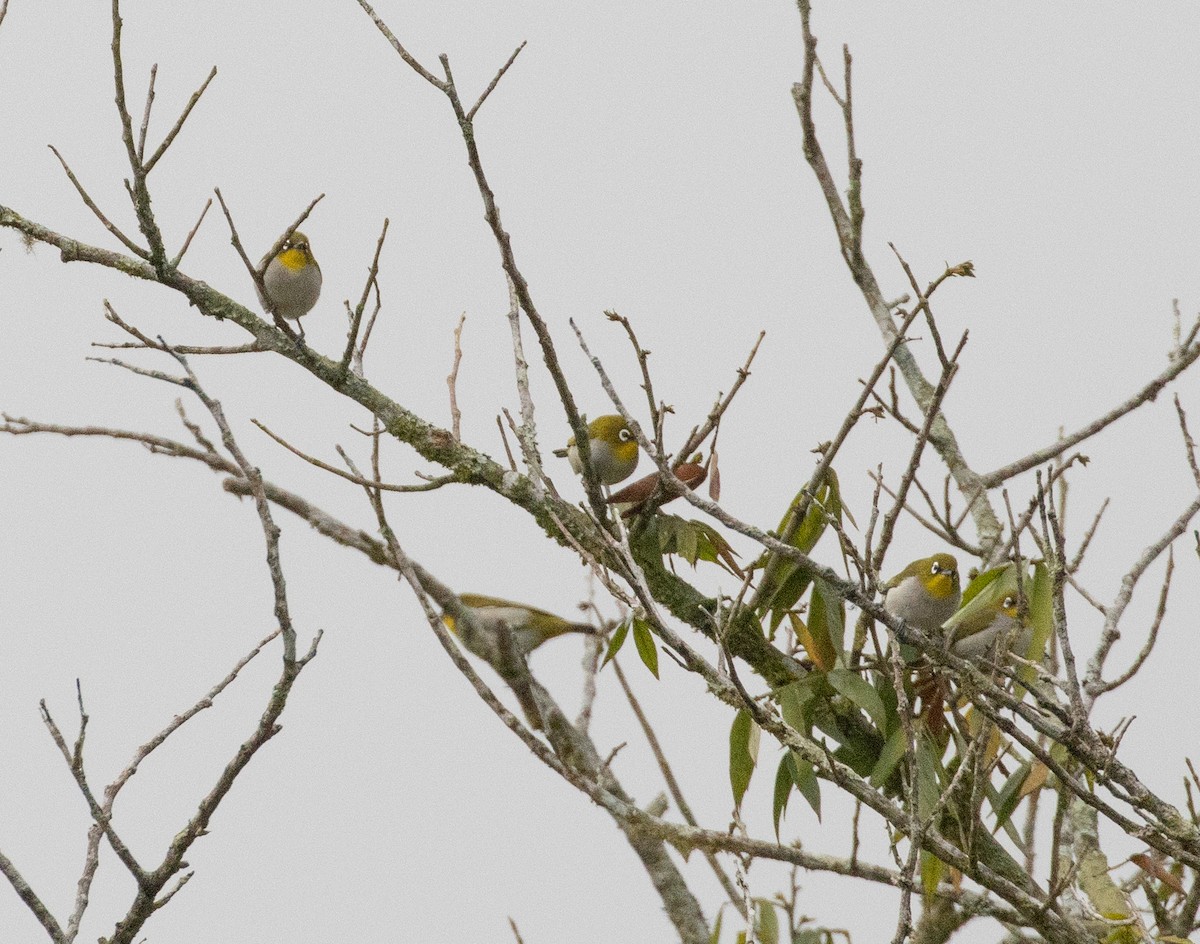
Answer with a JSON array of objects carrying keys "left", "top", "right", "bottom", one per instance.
[{"left": 3, "top": 2, "right": 1199, "bottom": 942}]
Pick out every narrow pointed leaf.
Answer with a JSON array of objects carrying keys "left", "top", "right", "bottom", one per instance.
[
  {"left": 828, "top": 668, "right": 888, "bottom": 731},
  {"left": 773, "top": 754, "right": 794, "bottom": 839},
  {"left": 601, "top": 618, "right": 631, "bottom": 668},
  {"left": 921, "top": 850, "right": 944, "bottom": 899},
  {"left": 1023, "top": 559, "right": 1054, "bottom": 676},
  {"left": 787, "top": 750, "right": 821, "bottom": 819},
  {"left": 789, "top": 611, "right": 835, "bottom": 672},
  {"left": 810, "top": 578, "right": 846, "bottom": 659},
  {"left": 631, "top": 617, "right": 659, "bottom": 679},
  {"left": 992, "top": 760, "right": 1032, "bottom": 832},
  {"left": 729, "top": 709, "right": 760, "bottom": 808},
  {"left": 776, "top": 678, "right": 816, "bottom": 734},
  {"left": 870, "top": 724, "right": 909, "bottom": 787}
]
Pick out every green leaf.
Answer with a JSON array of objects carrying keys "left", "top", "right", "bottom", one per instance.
[
  {"left": 601, "top": 618, "right": 630, "bottom": 669},
  {"left": 755, "top": 899, "right": 780, "bottom": 944},
  {"left": 757, "top": 470, "right": 843, "bottom": 623},
  {"left": 776, "top": 679, "right": 816, "bottom": 734},
  {"left": 920, "top": 849, "right": 944, "bottom": 899},
  {"left": 1025, "top": 559, "right": 1054, "bottom": 665},
  {"left": 773, "top": 754, "right": 794, "bottom": 839},
  {"left": 729, "top": 709, "right": 760, "bottom": 808},
  {"left": 631, "top": 617, "right": 659, "bottom": 679},
  {"left": 958, "top": 561, "right": 1011, "bottom": 609},
  {"left": 809, "top": 578, "right": 846, "bottom": 660},
  {"left": 915, "top": 736, "right": 945, "bottom": 822},
  {"left": 827, "top": 668, "right": 888, "bottom": 731},
  {"left": 788, "top": 750, "right": 821, "bottom": 819},
  {"left": 991, "top": 760, "right": 1032, "bottom": 833},
  {"left": 870, "top": 724, "right": 909, "bottom": 787}
]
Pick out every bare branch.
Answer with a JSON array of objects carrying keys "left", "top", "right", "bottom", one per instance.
[
  {"left": 0, "top": 848, "right": 67, "bottom": 944},
  {"left": 170, "top": 196, "right": 211, "bottom": 268},
  {"left": 982, "top": 338, "right": 1200, "bottom": 488},
  {"left": 341, "top": 218, "right": 389, "bottom": 374},
  {"left": 135, "top": 63, "right": 156, "bottom": 162},
  {"left": 110, "top": 0, "right": 166, "bottom": 265},
  {"left": 253, "top": 419, "right": 455, "bottom": 493},
  {"left": 1093, "top": 548, "right": 1173, "bottom": 697},
  {"left": 791, "top": 0, "right": 1001, "bottom": 551},
  {"left": 675, "top": 330, "right": 764, "bottom": 465},
  {"left": 1085, "top": 493, "right": 1200, "bottom": 701},
  {"left": 447, "top": 312, "right": 466, "bottom": 441},
  {"left": 467, "top": 41, "right": 527, "bottom": 121},
  {"left": 47, "top": 145, "right": 148, "bottom": 257},
  {"left": 142, "top": 66, "right": 217, "bottom": 174},
  {"left": 352, "top": 0, "right": 446, "bottom": 89}
]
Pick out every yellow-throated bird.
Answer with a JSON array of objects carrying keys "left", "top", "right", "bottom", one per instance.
[
  {"left": 943, "top": 591, "right": 1029, "bottom": 659},
  {"left": 258, "top": 230, "right": 322, "bottom": 325},
  {"left": 553, "top": 415, "right": 639, "bottom": 486},
  {"left": 442, "top": 594, "right": 596, "bottom": 657},
  {"left": 883, "top": 553, "right": 961, "bottom": 634}
]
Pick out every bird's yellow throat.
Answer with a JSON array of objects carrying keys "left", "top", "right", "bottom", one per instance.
[
  {"left": 926, "top": 572, "right": 956, "bottom": 600},
  {"left": 278, "top": 247, "right": 309, "bottom": 272}
]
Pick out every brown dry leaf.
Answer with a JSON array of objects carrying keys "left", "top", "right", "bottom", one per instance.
[
  {"left": 1130, "top": 853, "right": 1185, "bottom": 895},
  {"left": 608, "top": 462, "right": 707, "bottom": 513}
]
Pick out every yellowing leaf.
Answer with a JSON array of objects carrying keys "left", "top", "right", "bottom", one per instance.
[
  {"left": 789, "top": 611, "right": 835, "bottom": 672},
  {"left": 1019, "top": 759, "right": 1050, "bottom": 800}
]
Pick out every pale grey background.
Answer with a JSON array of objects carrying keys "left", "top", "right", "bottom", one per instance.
[{"left": 2, "top": 2, "right": 1198, "bottom": 941}]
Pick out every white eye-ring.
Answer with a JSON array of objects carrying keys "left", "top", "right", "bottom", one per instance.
[
  {"left": 1002, "top": 596, "right": 1016, "bottom": 609},
  {"left": 930, "top": 562, "right": 942, "bottom": 575},
  {"left": 618, "top": 428, "right": 633, "bottom": 443}
]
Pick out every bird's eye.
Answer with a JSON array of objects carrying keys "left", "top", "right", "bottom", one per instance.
[
  {"left": 930, "top": 562, "right": 941, "bottom": 574},
  {"left": 618, "top": 428, "right": 632, "bottom": 443},
  {"left": 1003, "top": 596, "right": 1016, "bottom": 609}
]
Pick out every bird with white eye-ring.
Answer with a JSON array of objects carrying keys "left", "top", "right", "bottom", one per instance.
[{"left": 553, "top": 414, "right": 640, "bottom": 486}]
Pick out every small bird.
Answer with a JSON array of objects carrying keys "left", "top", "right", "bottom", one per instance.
[
  {"left": 943, "top": 591, "right": 1029, "bottom": 660},
  {"left": 257, "top": 230, "right": 322, "bottom": 328},
  {"left": 883, "top": 553, "right": 962, "bottom": 634},
  {"left": 552, "top": 414, "right": 640, "bottom": 486},
  {"left": 442, "top": 593, "right": 597, "bottom": 657}
]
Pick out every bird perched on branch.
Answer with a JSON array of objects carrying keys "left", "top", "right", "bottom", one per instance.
[
  {"left": 442, "top": 594, "right": 597, "bottom": 657},
  {"left": 258, "top": 230, "right": 322, "bottom": 328},
  {"left": 883, "top": 553, "right": 962, "bottom": 634},
  {"left": 943, "top": 591, "right": 1028, "bottom": 659},
  {"left": 553, "top": 414, "right": 639, "bottom": 486}
]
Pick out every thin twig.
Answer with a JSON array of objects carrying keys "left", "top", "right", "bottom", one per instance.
[
  {"left": 135, "top": 63, "right": 157, "bottom": 163},
  {"left": 143, "top": 66, "right": 217, "bottom": 174},
  {"left": 252, "top": 419, "right": 454, "bottom": 493},
  {"left": 170, "top": 196, "right": 212, "bottom": 267},
  {"left": 467, "top": 41, "right": 527, "bottom": 121},
  {"left": 446, "top": 312, "right": 466, "bottom": 440},
  {"left": 47, "top": 145, "right": 148, "bottom": 257},
  {"left": 341, "top": 218, "right": 389, "bottom": 374},
  {"left": 353, "top": 0, "right": 446, "bottom": 89}
]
